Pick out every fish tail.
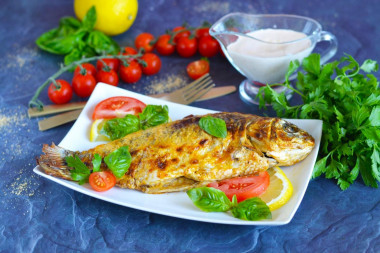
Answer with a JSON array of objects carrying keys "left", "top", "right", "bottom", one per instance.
[{"left": 37, "top": 143, "right": 75, "bottom": 180}]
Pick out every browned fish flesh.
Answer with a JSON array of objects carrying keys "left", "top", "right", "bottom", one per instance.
[{"left": 37, "top": 112, "right": 315, "bottom": 193}]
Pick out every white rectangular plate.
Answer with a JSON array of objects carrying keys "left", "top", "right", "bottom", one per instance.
[{"left": 34, "top": 83, "right": 322, "bottom": 225}]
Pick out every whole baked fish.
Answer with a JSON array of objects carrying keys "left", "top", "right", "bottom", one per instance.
[{"left": 37, "top": 112, "right": 315, "bottom": 193}]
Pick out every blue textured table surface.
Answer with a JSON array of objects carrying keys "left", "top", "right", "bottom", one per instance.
[{"left": 0, "top": 0, "right": 379, "bottom": 252}]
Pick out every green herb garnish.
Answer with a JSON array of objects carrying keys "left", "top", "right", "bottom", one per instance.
[
  {"left": 258, "top": 53, "right": 380, "bottom": 190},
  {"left": 65, "top": 155, "right": 91, "bottom": 184},
  {"left": 199, "top": 116, "right": 227, "bottom": 138},
  {"left": 104, "top": 146, "right": 132, "bottom": 178},
  {"left": 139, "top": 105, "right": 169, "bottom": 130},
  {"left": 36, "top": 6, "right": 119, "bottom": 65},
  {"left": 187, "top": 187, "right": 271, "bottom": 221},
  {"left": 92, "top": 153, "right": 102, "bottom": 172}
]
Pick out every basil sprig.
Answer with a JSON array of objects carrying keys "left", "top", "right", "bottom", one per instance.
[
  {"left": 104, "top": 146, "right": 132, "bottom": 178},
  {"left": 199, "top": 116, "right": 227, "bottom": 138},
  {"left": 36, "top": 6, "right": 119, "bottom": 65},
  {"left": 103, "top": 105, "right": 170, "bottom": 140},
  {"left": 187, "top": 187, "right": 271, "bottom": 221},
  {"left": 66, "top": 153, "right": 102, "bottom": 184}
]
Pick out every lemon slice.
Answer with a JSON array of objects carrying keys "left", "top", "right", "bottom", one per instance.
[
  {"left": 90, "top": 119, "right": 111, "bottom": 142},
  {"left": 259, "top": 166, "right": 293, "bottom": 211}
]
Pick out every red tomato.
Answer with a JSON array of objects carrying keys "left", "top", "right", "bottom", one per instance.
[
  {"left": 173, "top": 26, "right": 191, "bottom": 43},
  {"left": 156, "top": 34, "right": 175, "bottom": 56},
  {"left": 96, "top": 58, "right": 120, "bottom": 72},
  {"left": 195, "top": 27, "right": 210, "bottom": 39},
  {"left": 140, "top": 53, "right": 161, "bottom": 75},
  {"left": 92, "top": 96, "right": 146, "bottom": 120},
  {"left": 47, "top": 80, "right": 73, "bottom": 104},
  {"left": 135, "top": 33, "right": 155, "bottom": 53},
  {"left": 187, "top": 59, "right": 210, "bottom": 80},
  {"left": 176, "top": 36, "right": 197, "bottom": 57},
  {"left": 96, "top": 69, "right": 119, "bottom": 86},
  {"left": 208, "top": 171, "right": 270, "bottom": 202},
  {"left": 89, "top": 171, "right": 116, "bottom": 192},
  {"left": 122, "top": 46, "right": 138, "bottom": 55},
  {"left": 72, "top": 73, "right": 97, "bottom": 97},
  {"left": 198, "top": 35, "right": 219, "bottom": 57},
  {"left": 74, "top": 63, "right": 97, "bottom": 77},
  {"left": 119, "top": 61, "right": 142, "bottom": 84}
]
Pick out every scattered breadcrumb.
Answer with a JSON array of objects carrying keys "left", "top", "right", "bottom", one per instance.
[{"left": 144, "top": 74, "right": 188, "bottom": 94}]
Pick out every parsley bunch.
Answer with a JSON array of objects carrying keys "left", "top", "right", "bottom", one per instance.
[{"left": 258, "top": 53, "right": 380, "bottom": 190}]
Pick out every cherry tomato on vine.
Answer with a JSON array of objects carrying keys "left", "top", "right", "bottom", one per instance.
[
  {"left": 47, "top": 79, "right": 73, "bottom": 104},
  {"left": 89, "top": 171, "right": 116, "bottom": 192},
  {"left": 195, "top": 27, "right": 210, "bottom": 39},
  {"left": 96, "top": 69, "right": 119, "bottom": 86},
  {"left": 208, "top": 171, "right": 270, "bottom": 202},
  {"left": 72, "top": 73, "right": 97, "bottom": 97},
  {"left": 187, "top": 59, "right": 210, "bottom": 80},
  {"left": 119, "top": 61, "right": 142, "bottom": 84},
  {"left": 74, "top": 63, "right": 97, "bottom": 77},
  {"left": 135, "top": 33, "right": 155, "bottom": 53},
  {"left": 122, "top": 46, "right": 138, "bottom": 55},
  {"left": 96, "top": 58, "right": 120, "bottom": 72},
  {"left": 140, "top": 53, "right": 161, "bottom": 75},
  {"left": 198, "top": 35, "right": 219, "bottom": 57},
  {"left": 176, "top": 36, "right": 197, "bottom": 57},
  {"left": 173, "top": 26, "right": 191, "bottom": 43},
  {"left": 155, "top": 34, "right": 175, "bottom": 56}
]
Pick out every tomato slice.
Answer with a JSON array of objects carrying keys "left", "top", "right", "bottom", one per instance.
[
  {"left": 89, "top": 171, "right": 116, "bottom": 192},
  {"left": 208, "top": 171, "right": 270, "bottom": 202},
  {"left": 186, "top": 59, "right": 210, "bottom": 80},
  {"left": 92, "top": 96, "right": 146, "bottom": 120}
]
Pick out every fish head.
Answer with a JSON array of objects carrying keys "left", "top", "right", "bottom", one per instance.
[{"left": 247, "top": 117, "right": 315, "bottom": 166}]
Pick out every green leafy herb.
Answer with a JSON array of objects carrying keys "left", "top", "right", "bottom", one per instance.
[
  {"left": 187, "top": 187, "right": 271, "bottom": 221},
  {"left": 35, "top": 6, "right": 119, "bottom": 65},
  {"left": 92, "top": 154, "right": 102, "bottom": 172},
  {"left": 139, "top": 105, "right": 169, "bottom": 130},
  {"left": 65, "top": 155, "right": 91, "bottom": 185},
  {"left": 199, "top": 116, "right": 227, "bottom": 138},
  {"left": 258, "top": 53, "right": 380, "bottom": 190},
  {"left": 104, "top": 115, "right": 140, "bottom": 141},
  {"left": 104, "top": 146, "right": 132, "bottom": 178},
  {"left": 231, "top": 198, "right": 272, "bottom": 221}
]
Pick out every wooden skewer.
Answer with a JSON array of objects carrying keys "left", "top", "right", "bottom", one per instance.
[
  {"left": 28, "top": 102, "right": 87, "bottom": 118},
  {"left": 38, "top": 109, "right": 83, "bottom": 131}
]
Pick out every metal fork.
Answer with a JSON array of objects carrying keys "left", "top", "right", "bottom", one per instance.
[{"left": 149, "top": 73, "right": 215, "bottom": 104}]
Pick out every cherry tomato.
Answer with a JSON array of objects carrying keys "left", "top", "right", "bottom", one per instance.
[
  {"left": 92, "top": 96, "right": 146, "bottom": 120},
  {"left": 72, "top": 73, "right": 97, "bottom": 97},
  {"left": 96, "top": 58, "right": 120, "bottom": 72},
  {"left": 135, "top": 33, "right": 155, "bottom": 53},
  {"left": 198, "top": 35, "right": 219, "bottom": 57},
  {"left": 89, "top": 171, "right": 116, "bottom": 192},
  {"left": 119, "top": 61, "right": 142, "bottom": 84},
  {"left": 173, "top": 26, "right": 191, "bottom": 43},
  {"left": 122, "top": 46, "right": 138, "bottom": 55},
  {"left": 208, "top": 171, "right": 270, "bottom": 202},
  {"left": 140, "top": 53, "right": 161, "bottom": 75},
  {"left": 155, "top": 34, "right": 175, "bottom": 56},
  {"left": 176, "top": 36, "right": 197, "bottom": 57},
  {"left": 195, "top": 27, "right": 210, "bottom": 39},
  {"left": 96, "top": 69, "right": 119, "bottom": 86},
  {"left": 74, "top": 63, "right": 97, "bottom": 77},
  {"left": 47, "top": 80, "right": 73, "bottom": 104},
  {"left": 187, "top": 59, "right": 210, "bottom": 80}
]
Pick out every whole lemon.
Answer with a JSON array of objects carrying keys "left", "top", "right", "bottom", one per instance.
[{"left": 74, "top": 0, "right": 138, "bottom": 36}]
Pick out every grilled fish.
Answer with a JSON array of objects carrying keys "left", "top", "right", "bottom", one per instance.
[{"left": 37, "top": 112, "right": 315, "bottom": 193}]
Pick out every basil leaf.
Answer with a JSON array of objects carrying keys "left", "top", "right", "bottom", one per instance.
[
  {"left": 64, "top": 48, "right": 83, "bottom": 66},
  {"left": 65, "top": 155, "right": 90, "bottom": 185},
  {"left": 199, "top": 116, "right": 227, "bottom": 138},
  {"left": 81, "top": 6, "right": 97, "bottom": 31},
  {"left": 104, "top": 146, "right": 132, "bottom": 178},
  {"left": 86, "top": 30, "right": 120, "bottom": 54},
  {"left": 139, "top": 105, "right": 169, "bottom": 130},
  {"left": 92, "top": 154, "right": 102, "bottom": 172},
  {"left": 59, "top": 17, "right": 81, "bottom": 30},
  {"left": 103, "top": 115, "right": 140, "bottom": 141},
  {"left": 187, "top": 187, "right": 232, "bottom": 212},
  {"left": 231, "top": 198, "right": 272, "bottom": 221}
]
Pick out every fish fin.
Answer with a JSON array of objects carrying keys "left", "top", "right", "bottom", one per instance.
[{"left": 37, "top": 143, "right": 74, "bottom": 180}]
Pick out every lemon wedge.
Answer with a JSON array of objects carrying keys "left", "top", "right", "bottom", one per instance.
[
  {"left": 90, "top": 119, "right": 111, "bottom": 142},
  {"left": 259, "top": 166, "right": 293, "bottom": 211}
]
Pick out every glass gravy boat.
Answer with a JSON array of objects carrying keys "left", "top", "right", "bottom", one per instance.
[{"left": 210, "top": 13, "right": 338, "bottom": 105}]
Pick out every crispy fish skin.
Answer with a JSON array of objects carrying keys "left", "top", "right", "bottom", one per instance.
[{"left": 37, "top": 112, "right": 315, "bottom": 193}]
